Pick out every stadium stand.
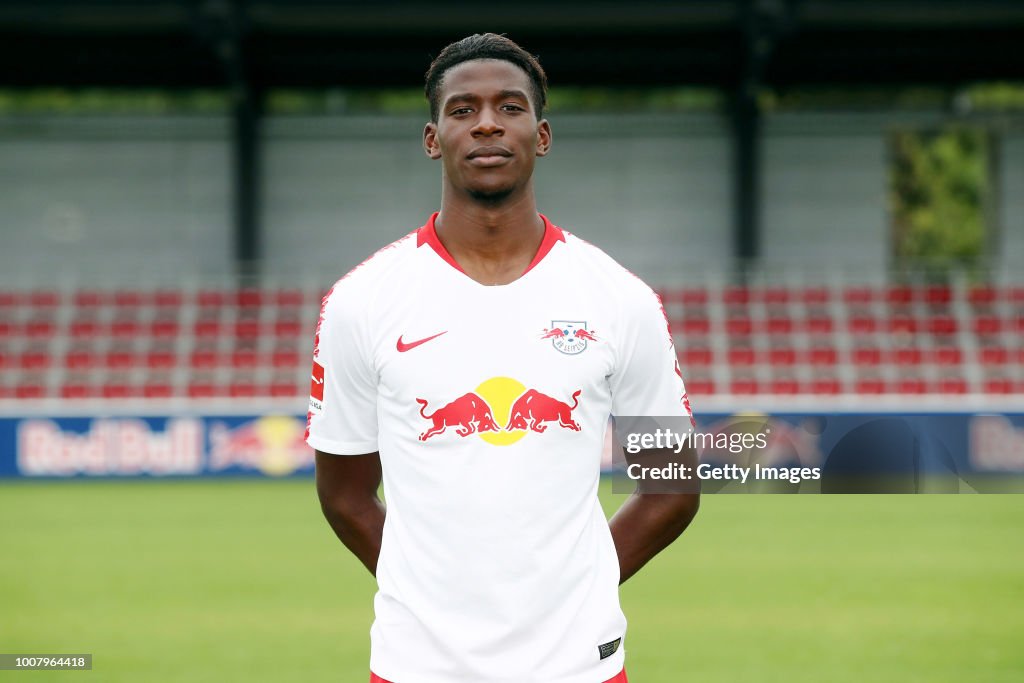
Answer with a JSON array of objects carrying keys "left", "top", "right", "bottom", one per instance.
[{"left": 0, "top": 281, "right": 1020, "bottom": 399}]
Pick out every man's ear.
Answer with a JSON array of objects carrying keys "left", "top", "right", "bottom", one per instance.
[
  {"left": 424, "top": 122, "right": 442, "bottom": 160},
  {"left": 536, "top": 119, "right": 552, "bottom": 157}
]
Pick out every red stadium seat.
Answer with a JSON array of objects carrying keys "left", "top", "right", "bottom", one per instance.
[
  {"left": 187, "top": 380, "right": 222, "bottom": 398},
  {"left": 847, "top": 315, "right": 878, "bottom": 335},
  {"left": 809, "top": 377, "right": 842, "bottom": 395},
  {"left": 769, "top": 378, "right": 800, "bottom": 394},
  {"left": 722, "top": 286, "right": 750, "bottom": 306},
  {"left": 854, "top": 378, "right": 888, "bottom": 394},
  {"left": 982, "top": 378, "right": 1014, "bottom": 394},
  {"left": 148, "top": 320, "right": 180, "bottom": 338},
  {"left": 230, "top": 350, "right": 260, "bottom": 368},
  {"left": 979, "top": 347, "right": 1009, "bottom": 365},
  {"left": 763, "top": 317, "right": 793, "bottom": 335},
  {"left": 274, "top": 289, "right": 305, "bottom": 307},
  {"left": 924, "top": 286, "right": 952, "bottom": 306},
  {"left": 805, "top": 316, "right": 834, "bottom": 335},
  {"left": 843, "top": 287, "right": 875, "bottom": 305},
  {"left": 110, "top": 320, "right": 142, "bottom": 338},
  {"left": 113, "top": 291, "right": 145, "bottom": 307},
  {"left": 189, "top": 349, "right": 220, "bottom": 369},
  {"left": 235, "top": 288, "right": 264, "bottom": 308},
  {"left": 193, "top": 320, "right": 224, "bottom": 337},
  {"left": 69, "top": 319, "right": 103, "bottom": 339},
  {"left": 885, "top": 285, "right": 914, "bottom": 306},
  {"left": 679, "top": 348, "right": 713, "bottom": 366},
  {"left": 936, "top": 377, "right": 968, "bottom": 394},
  {"left": 852, "top": 347, "right": 882, "bottom": 366},
  {"left": 725, "top": 317, "right": 753, "bottom": 336},
  {"left": 28, "top": 290, "right": 60, "bottom": 308},
  {"left": 234, "top": 320, "right": 262, "bottom": 338},
  {"left": 273, "top": 320, "right": 304, "bottom": 338},
  {"left": 143, "top": 382, "right": 174, "bottom": 398},
  {"left": 767, "top": 348, "right": 797, "bottom": 366},
  {"left": 932, "top": 347, "right": 963, "bottom": 365},
  {"left": 104, "top": 350, "right": 137, "bottom": 369},
  {"left": 972, "top": 315, "right": 1002, "bottom": 336},
  {"left": 887, "top": 315, "right": 919, "bottom": 335},
  {"left": 686, "top": 378, "right": 716, "bottom": 395},
  {"left": 15, "top": 383, "right": 46, "bottom": 399},
  {"left": 807, "top": 347, "right": 838, "bottom": 366},
  {"left": 967, "top": 286, "right": 997, "bottom": 307},
  {"left": 228, "top": 379, "right": 259, "bottom": 397},
  {"left": 271, "top": 349, "right": 302, "bottom": 368},
  {"left": 894, "top": 377, "right": 928, "bottom": 394},
  {"left": 24, "top": 319, "right": 57, "bottom": 339},
  {"left": 677, "top": 318, "right": 711, "bottom": 335},
  {"left": 196, "top": 290, "right": 226, "bottom": 307},
  {"left": 145, "top": 350, "right": 177, "bottom": 369},
  {"left": 269, "top": 381, "right": 300, "bottom": 397},
  {"left": 926, "top": 315, "right": 957, "bottom": 336},
  {"left": 64, "top": 349, "right": 98, "bottom": 370},
  {"left": 800, "top": 287, "right": 830, "bottom": 305},
  {"left": 729, "top": 377, "right": 760, "bottom": 394},
  {"left": 73, "top": 290, "right": 107, "bottom": 308},
  {"left": 153, "top": 290, "right": 184, "bottom": 307},
  {"left": 101, "top": 382, "right": 137, "bottom": 399},
  {"left": 18, "top": 351, "right": 51, "bottom": 370},
  {"left": 727, "top": 347, "right": 756, "bottom": 366},
  {"left": 759, "top": 287, "right": 791, "bottom": 305},
  {"left": 60, "top": 382, "right": 94, "bottom": 399},
  {"left": 891, "top": 347, "right": 923, "bottom": 366},
  {"left": 679, "top": 288, "right": 708, "bottom": 306}
]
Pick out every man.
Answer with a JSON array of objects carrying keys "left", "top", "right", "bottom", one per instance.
[{"left": 308, "top": 33, "right": 699, "bottom": 683}]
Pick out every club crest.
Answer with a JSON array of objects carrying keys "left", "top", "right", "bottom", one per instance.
[{"left": 540, "top": 320, "right": 598, "bottom": 355}]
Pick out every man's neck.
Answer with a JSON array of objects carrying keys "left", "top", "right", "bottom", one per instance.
[{"left": 434, "top": 192, "right": 546, "bottom": 286}]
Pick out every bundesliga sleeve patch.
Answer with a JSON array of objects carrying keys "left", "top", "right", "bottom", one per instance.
[
  {"left": 598, "top": 637, "right": 621, "bottom": 660},
  {"left": 309, "top": 360, "right": 325, "bottom": 413}
]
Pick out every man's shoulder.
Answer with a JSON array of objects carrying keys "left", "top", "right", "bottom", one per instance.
[
  {"left": 560, "top": 230, "right": 659, "bottom": 301},
  {"left": 318, "top": 229, "right": 419, "bottom": 318}
]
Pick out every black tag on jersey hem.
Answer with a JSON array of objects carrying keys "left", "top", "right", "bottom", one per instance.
[{"left": 598, "top": 637, "right": 621, "bottom": 660}]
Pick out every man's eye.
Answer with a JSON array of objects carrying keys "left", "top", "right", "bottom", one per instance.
[
  {"left": 502, "top": 104, "right": 525, "bottom": 112},
  {"left": 450, "top": 107, "right": 472, "bottom": 115}
]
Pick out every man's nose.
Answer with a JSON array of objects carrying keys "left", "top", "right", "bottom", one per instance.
[{"left": 472, "top": 108, "right": 503, "bottom": 136}]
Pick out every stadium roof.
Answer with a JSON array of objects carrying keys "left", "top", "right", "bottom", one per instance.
[{"left": 2, "top": 0, "right": 1024, "bottom": 90}]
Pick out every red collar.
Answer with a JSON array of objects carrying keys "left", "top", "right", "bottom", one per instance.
[{"left": 416, "top": 212, "right": 565, "bottom": 277}]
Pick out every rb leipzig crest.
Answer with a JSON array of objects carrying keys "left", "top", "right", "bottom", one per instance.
[{"left": 540, "top": 320, "right": 598, "bottom": 355}]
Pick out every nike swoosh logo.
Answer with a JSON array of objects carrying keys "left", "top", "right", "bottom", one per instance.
[{"left": 396, "top": 331, "right": 448, "bottom": 353}]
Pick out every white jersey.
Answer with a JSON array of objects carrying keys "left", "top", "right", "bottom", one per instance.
[{"left": 306, "top": 213, "right": 691, "bottom": 683}]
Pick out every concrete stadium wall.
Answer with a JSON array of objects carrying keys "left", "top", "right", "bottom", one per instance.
[
  {"left": 0, "top": 117, "right": 232, "bottom": 286},
  {"left": 1000, "top": 133, "right": 1024, "bottom": 273},
  {"left": 760, "top": 114, "right": 889, "bottom": 278},
  {"left": 261, "top": 114, "right": 732, "bottom": 285}
]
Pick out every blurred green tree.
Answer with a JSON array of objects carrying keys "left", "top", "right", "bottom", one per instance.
[{"left": 890, "top": 127, "right": 989, "bottom": 278}]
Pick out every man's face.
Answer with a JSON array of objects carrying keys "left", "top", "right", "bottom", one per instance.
[{"left": 424, "top": 59, "right": 551, "bottom": 202}]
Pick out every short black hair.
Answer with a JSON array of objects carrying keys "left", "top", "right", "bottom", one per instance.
[{"left": 425, "top": 33, "right": 548, "bottom": 122}]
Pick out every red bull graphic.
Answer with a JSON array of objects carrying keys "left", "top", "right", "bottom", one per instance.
[
  {"left": 209, "top": 416, "right": 314, "bottom": 476},
  {"left": 507, "top": 389, "right": 582, "bottom": 433},
  {"left": 541, "top": 321, "right": 598, "bottom": 355},
  {"left": 416, "top": 393, "right": 502, "bottom": 441},
  {"left": 416, "top": 378, "right": 583, "bottom": 445}
]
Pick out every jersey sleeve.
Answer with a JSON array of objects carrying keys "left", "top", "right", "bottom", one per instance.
[
  {"left": 304, "top": 283, "right": 379, "bottom": 455},
  {"left": 609, "top": 285, "right": 694, "bottom": 424}
]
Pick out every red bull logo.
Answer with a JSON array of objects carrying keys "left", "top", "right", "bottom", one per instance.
[
  {"left": 416, "top": 377, "right": 582, "bottom": 445},
  {"left": 541, "top": 320, "right": 598, "bottom": 355},
  {"left": 209, "top": 416, "right": 313, "bottom": 476}
]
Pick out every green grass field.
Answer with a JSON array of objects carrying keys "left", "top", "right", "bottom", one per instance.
[{"left": 1, "top": 480, "right": 1022, "bottom": 682}]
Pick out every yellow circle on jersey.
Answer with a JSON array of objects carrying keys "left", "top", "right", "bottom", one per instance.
[{"left": 475, "top": 376, "right": 527, "bottom": 446}]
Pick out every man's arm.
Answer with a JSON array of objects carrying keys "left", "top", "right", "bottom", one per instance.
[
  {"left": 315, "top": 450, "right": 386, "bottom": 576},
  {"left": 609, "top": 445, "right": 700, "bottom": 584}
]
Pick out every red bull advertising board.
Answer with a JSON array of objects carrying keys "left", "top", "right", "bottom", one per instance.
[{"left": 0, "top": 415, "right": 314, "bottom": 478}]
